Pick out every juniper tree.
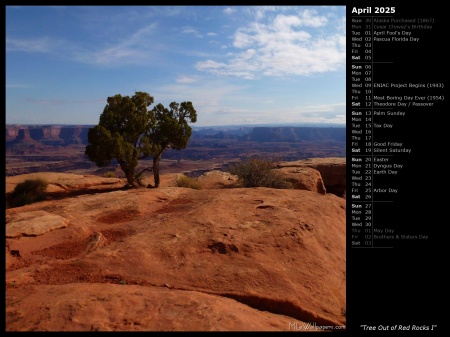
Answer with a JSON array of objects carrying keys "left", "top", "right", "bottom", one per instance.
[
  {"left": 85, "top": 92, "right": 197, "bottom": 188},
  {"left": 85, "top": 92, "right": 155, "bottom": 187}
]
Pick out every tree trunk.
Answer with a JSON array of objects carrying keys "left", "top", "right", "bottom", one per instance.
[
  {"left": 120, "top": 163, "right": 135, "bottom": 186},
  {"left": 152, "top": 153, "right": 163, "bottom": 188},
  {"left": 126, "top": 169, "right": 135, "bottom": 186}
]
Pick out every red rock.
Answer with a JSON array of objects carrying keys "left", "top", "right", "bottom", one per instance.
[{"left": 6, "top": 164, "right": 346, "bottom": 331}]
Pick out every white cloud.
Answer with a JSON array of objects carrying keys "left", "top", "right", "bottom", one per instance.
[
  {"left": 78, "top": 23, "right": 160, "bottom": 66},
  {"left": 181, "top": 26, "right": 202, "bottom": 38},
  {"left": 196, "top": 8, "right": 345, "bottom": 79},
  {"left": 155, "top": 81, "right": 245, "bottom": 113},
  {"left": 6, "top": 37, "right": 55, "bottom": 53},
  {"left": 176, "top": 75, "right": 199, "bottom": 84},
  {"left": 298, "top": 8, "right": 329, "bottom": 27},
  {"left": 129, "top": 24, "right": 158, "bottom": 43},
  {"left": 196, "top": 59, "right": 257, "bottom": 79},
  {"left": 196, "top": 60, "right": 227, "bottom": 70},
  {"left": 152, "top": 77, "right": 345, "bottom": 126},
  {"left": 223, "top": 7, "right": 236, "bottom": 15},
  {"left": 250, "top": 6, "right": 277, "bottom": 21},
  {"left": 7, "top": 23, "right": 160, "bottom": 67}
]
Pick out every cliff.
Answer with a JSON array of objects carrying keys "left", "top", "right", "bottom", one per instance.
[
  {"left": 6, "top": 125, "right": 346, "bottom": 147},
  {"left": 6, "top": 125, "right": 91, "bottom": 148}
]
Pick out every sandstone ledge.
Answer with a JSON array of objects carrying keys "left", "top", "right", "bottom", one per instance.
[{"left": 6, "top": 160, "right": 346, "bottom": 331}]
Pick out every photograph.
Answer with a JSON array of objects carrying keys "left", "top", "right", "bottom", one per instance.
[{"left": 4, "top": 3, "right": 443, "bottom": 335}]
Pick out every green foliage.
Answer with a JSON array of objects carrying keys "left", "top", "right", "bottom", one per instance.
[
  {"left": 85, "top": 91, "right": 196, "bottom": 188},
  {"left": 8, "top": 178, "right": 48, "bottom": 208},
  {"left": 175, "top": 174, "right": 202, "bottom": 190},
  {"left": 102, "top": 171, "right": 116, "bottom": 178},
  {"left": 229, "top": 158, "right": 292, "bottom": 189},
  {"left": 148, "top": 101, "right": 197, "bottom": 187},
  {"left": 85, "top": 92, "right": 155, "bottom": 187},
  {"left": 149, "top": 101, "right": 197, "bottom": 152}
]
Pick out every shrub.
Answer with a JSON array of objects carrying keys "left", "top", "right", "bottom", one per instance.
[
  {"left": 8, "top": 178, "right": 48, "bottom": 208},
  {"left": 228, "top": 157, "right": 292, "bottom": 189},
  {"left": 175, "top": 174, "right": 202, "bottom": 190},
  {"left": 102, "top": 171, "right": 116, "bottom": 178}
]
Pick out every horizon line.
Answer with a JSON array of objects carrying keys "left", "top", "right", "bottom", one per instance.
[{"left": 5, "top": 122, "right": 347, "bottom": 128}]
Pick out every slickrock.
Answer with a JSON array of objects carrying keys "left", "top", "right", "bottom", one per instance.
[{"left": 6, "top": 164, "right": 346, "bottom": 332}]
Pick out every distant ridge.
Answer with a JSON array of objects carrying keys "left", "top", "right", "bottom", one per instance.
[
  {"left": 6, "top": 125, "right": 345, "bottom": 145},
  {"left": 241, "top": 127, "right": 346, "bottom": 142},
  {"left": 6, "top": 125, "right": 90, "bottom": 145}
]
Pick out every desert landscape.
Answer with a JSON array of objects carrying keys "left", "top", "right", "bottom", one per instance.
[
  {"left": 5, "top": 159, "right": 346, "bottom": 331},
  {"left": 5, "top": 124, "right": 346, "bottom": 177},
  {"left": 5, "top": 125, "right": 346, "bottom": 332},
  {"left": 5, "top": 7, "right": 351, "bottom": 331}
]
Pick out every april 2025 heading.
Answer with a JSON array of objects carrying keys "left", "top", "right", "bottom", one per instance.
[{"left": 352, "top": 7, "right": 396, "bottom": 15}]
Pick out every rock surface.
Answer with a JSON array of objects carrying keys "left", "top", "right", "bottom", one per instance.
[
  {"left": 277, "top": 158, "right": 346, "bottom": 197},
  {"left": 276, "top": 167, "right": 326, "bottom": 194},
  {"left": 6, "top": 211, "right": 70, "bottom": 238},
  {"left": 5, "top": 160, "right": 346, "bottom": 332}
]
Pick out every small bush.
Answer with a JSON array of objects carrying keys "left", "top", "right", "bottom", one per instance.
[
  {"left": 228, "top": 158, "right": 292, "bottom": 189},
  {"left": 175, "top": 174, "right": 202, "bottom": 190},
  {"left": 8, "top": 178, "right": 48, "bottom": 208},
  {"left": 102, "top": 171, "right": 116, "bottom": 178}
]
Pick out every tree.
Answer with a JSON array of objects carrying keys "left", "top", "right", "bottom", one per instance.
[
  {"left": 85, "top": 92, "right": 197, "bottom": 188},
  {"left": 85, "top": 92, "right": 155, "bottom": 187},
  {"left": 148, "top": 101, "right": 197, "bottom": 187}
]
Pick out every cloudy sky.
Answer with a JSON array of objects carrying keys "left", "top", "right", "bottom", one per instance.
[{"left": 6, "top": 6, "right": 346, "bottom": 127}]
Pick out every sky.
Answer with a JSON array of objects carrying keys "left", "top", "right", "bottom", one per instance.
[{"left": 5, "top": 6, "right": 346, "bottom": 127}]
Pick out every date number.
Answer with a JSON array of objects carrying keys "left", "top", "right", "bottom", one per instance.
[{"left": 375, "top": 7, "right": 395, "bottom": 14}]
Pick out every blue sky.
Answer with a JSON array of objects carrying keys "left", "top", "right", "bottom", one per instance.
[{"left": 6, "top": 6, "right": 346, "bottom": 127}]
